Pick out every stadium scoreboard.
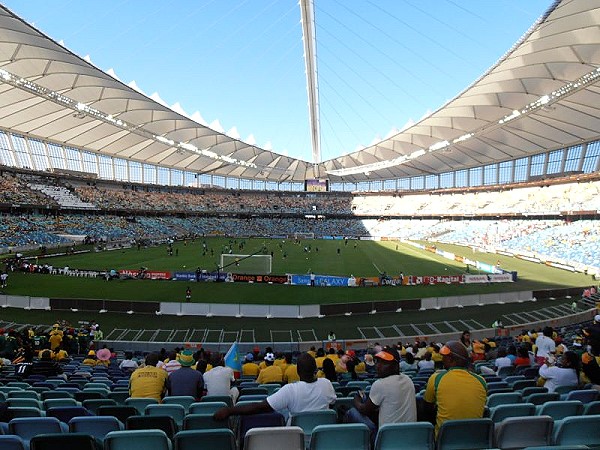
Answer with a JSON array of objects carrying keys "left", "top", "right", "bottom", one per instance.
[{"left": 304, "top": 178, "right": 329, "bottom": 192}]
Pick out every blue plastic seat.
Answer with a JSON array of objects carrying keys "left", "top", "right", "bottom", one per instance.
[
  {"left": 553, "top": 414, "right": 600, "bottom": 447},
  {"left": 291, "top": 409, "right": 337, "bottom": 447},
  {"left": 374, "top": 422, "right": 434, "bottom": 450},
  {"left": 525, "top": 392, "right": 560, "bottom": 405},
  {"left": 436, "top": 418, "right": 493, "bottom": 450},
  {"left": 0, "top": 435, "right": 26, "bottom": 450},
  {"left": 535, "top": 400, "right": 583, "bottom": 420},
  {"left": 489, "top": 403, "right": 536, "bottom": 423},
  {"left": 486, "top": 392, "right": 522, "bottom": 408},
  {"left": 126, "top": 415, "right": 178, "bottom": 441},
  {"left": 69, "top": 415, "right": 125, "bottom": 442},
  {"left": 183, "top": 413, "right": 229, "bottom": 430},
  {"left": 29, "top": 433, "right": 103, "bottom": 450},
  {"left": 9, "top": 417, "right": 69, "bottom": 447},
  {"left": 104, "top": 430, "right": 173, "bottom": 450},
  {"left": 493, "top": 415, "right": 553, "bottom": 449},
  {"left": 46, "top": 405, "right": 91, "bottom": 422},
  {"left": 245, "top": 426, "right": 304, "bottom": 450},
  {"left": 144, "top": 403, "right": 186, "bottom": 428},
  {"left": 201, "top": 395, "right": 233, "bottom": 407},
  {"left": 162, "top": 396, "right": 196, "bottom": 413},
  {"left": 310, "top": 423, "right": 370, "bottom": 450},
  {"left": 174, "top": 429, "right": 235, "bottom": 450},
  {"left": 583, "top": 400, "right": 600, "bottom": 415},
  {"left": 124, "top": 397, "right": 159, "bottom": 415},
  {"left": 564, "top": 389, "right": 600, "bottom": 404},
  {"left": 188, "top": 401, "right": 228, "bottom": 415}
]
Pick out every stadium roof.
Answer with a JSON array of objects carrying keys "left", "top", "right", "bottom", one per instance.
[{"left": 0, "top": 0, "right": 599, "bottom": 183}]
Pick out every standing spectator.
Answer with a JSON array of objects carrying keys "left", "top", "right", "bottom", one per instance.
[
  {"left": 423, "top": 341, "right": 487, "bottom": 436},
  {"left": 535, "top": 326, "right": 556, "bottom": 365},
  {"left": 0, "top": 271, "right": 7, "bottom": 289},
  {"left": 185, "top": 286, "right": 191, "bottom": 303},
  {"left": 167, "top": 350, "right": 204, "bottom": 400},
  {"left": 214, "top": 353, "right": 335, "bottom": 423},
  {"left": 345, "top": 347, "right": 417, "bottom": 444},
  {"left": 129, "top": 353, "right": 168, "bottom": 402}
]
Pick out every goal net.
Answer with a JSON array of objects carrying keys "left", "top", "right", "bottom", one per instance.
[
  {"left": 292, "top": 232, "right": 314, "bottom": 240},
  {"left": 220, "top": 254, "right": 272, "bottom": 274}
]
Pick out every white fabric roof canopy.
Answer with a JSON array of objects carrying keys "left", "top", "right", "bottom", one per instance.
[{"left": 0, "top": 0, "right": 598, "bottom": 183}]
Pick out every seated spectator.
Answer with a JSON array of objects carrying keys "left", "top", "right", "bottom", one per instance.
[
  {"left": 167, "top": 350, "right": 204, "bottom": 400},
  {"left": 514, "top": 346, "right": 532, "bottom": 366},
  {"left": 214, "top": 353, "right": 335, "bottom": 423},
  {"left": 318, "top": 357, "right": 338, "bottom": 383},
  {"left": 283, "top": 353, "right": 299, "bottom": 384},
  {"left": 345, "top": 347, "right": 417, "bottom": 444},
  {"left": 256, "top": 353, "right": 283, "bottom": 384},
  {"left": 203, "top": 354, "right": 239, "bottom": 403},
  {"left": 119, "top": 351, "right": 139, "bottom": 374},
  {"left": 129, "top": 352, "right": 168, "bottom": 401},
  {"left": 417, "top": 352, "right": 435, "bottom": 372},
  {"left": 242, "top": 353, "right": 259, "bottom": 377},
  {"left": 400, "top": 352, "right": 417, "bottom": 372},
  {"left": 538, "top": 351, "right": 580, "bottom": 393},
  {"left": 363, "top": 354, "right": 377, "bottom": 376},
  {"left": 494, "top": 348, "right": 513, "bottom": 371},
  {"left": 32, "top": 349, "right": 65, "bottom": 379},
  {"left": 423, "top": 341, "right": 487, "bottom": 436},
  {"left": 82, "top": 350, "right": 97, "bottom": 366}
]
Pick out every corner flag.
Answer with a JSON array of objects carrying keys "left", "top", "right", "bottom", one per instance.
[{"left": 224, "top": 341, "right": 242, "bottom": 376}]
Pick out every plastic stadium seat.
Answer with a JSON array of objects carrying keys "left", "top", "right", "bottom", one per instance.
[
  {"left": 7, "top": 406, "right": 45, "bottom": 418},
  {"left": 97, "top": 405, "right": 139, "bottom": 423},
  {"left": 46, "top": 405, "right": 91, "bottom": 422},
  {"left": 69, "top": 415, "right": 125, "bottom": 442},
  {"left": 144, "top": 403, "right": 186, "bottom": 428},
  {"left": 520, "top": 387, "right": 548, "bottom": 397},
  {"left": 245, "top": 426, "right": 304, "bottom": 450},
  {"left": 239, "top": 411, "right": 286, "bottom": 442},
  {"left": 162, "top": 396, "right": 196, "bottom": 413},
  {"left": 238, "top": 387, "right": 269, "bottom": 396},
  {"left": 29, "top": 433, "right": 102, "bottom": 450},
  {"left": 174, "top": 429, "right": 236, "bottom": 450},
  {"left": 188, "top": 401, "right": 228, "bottom": 415},
  {"left": 107, "top": 391, "right": 129, "bottom": 405},
  {"left": 553, "top": 414, "right": 600, "bottom": 447},
  {"left": 489, "top": 403, "right": 536, "bottom": 423},
  {"left": 126, "top": 415, "right": 178, "bottom": 440},
  {"left": 41, "top": 391, "right": 74, "bottom": 401},
  {"left": 512, "top": 379, "right": 537, "bottom": 390},
  {"left": 309, "top": 423, "right": 370, "bottom": 450},
  {"left": 486, "top": 392, "right": 522, "bottom": 408},
  {"left": 535, "top": 400, "right": 583, "bottom": 420},
  {"left": 0, "top": 435, "right": 26, "bottom": 450},
  {"left": 291, "top": 410, "right": 337, "bottom": 447},
  {"left": 82, "top": 398, "right": 118, "bottom": 414},
  {"left": 494, "top": 415, "right": 553, "bottom": 449},
  {"left": 104, "top": 430, "right": 173, "bottom": 450},
  {"left": 496, "top": 366, "right": 516, "bottom": 379},
  {"left": 201, "top": 395, "right": 233, "bottom": 407},
  {"left": 237, "top": 394, "right": 268, "bottom": 402},
  {"left": 7, "top": 398, "right": 43, "bottom": 409},
  {"left": 125, "top": 397, "right": 159, "bottom": 415},
  {"left": 258, "top": 384, "right": 281, "bottom": 395},
  {"left": 42, "top": 398, "right": 80, "bottom": 410},
  {"left": 8, "top": 391, "right": 40, "bottom": 400},
  {"left": 583, "top": 400, "right": 600, "bottom": 415},
  {"left": 525, "top": 392, "right": 560, "bottom": 405},
  {"left": 564, "top": 389, "right": 600, "bottom": 404},
  {"left": 183, "top": 413, "right": 230, "bottom": 430},
  {"left": 8, "top": 417, "right": 69, "bottom": 446},
  {"left": 435, "top": 418, "right": 493, "bottom": 450},
  {"left": 374, "top": 422, "right": 434, "bottom": 450}
]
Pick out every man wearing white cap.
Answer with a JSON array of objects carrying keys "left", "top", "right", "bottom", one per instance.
[{"left": 256, "top": 352, "right": 283, "bottom": 384}]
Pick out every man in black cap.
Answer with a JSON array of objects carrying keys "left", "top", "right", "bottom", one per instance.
[{"left": 345, "top": 346, "right": 416, "bottom": 443}]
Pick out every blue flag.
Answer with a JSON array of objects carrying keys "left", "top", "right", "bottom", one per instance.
[{"left": 224, "top": 341, "right": 242, "bottom": 374}]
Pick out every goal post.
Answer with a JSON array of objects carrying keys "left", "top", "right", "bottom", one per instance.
[{"left": 220, "top": 253, "right": 272, "bottom": 274}]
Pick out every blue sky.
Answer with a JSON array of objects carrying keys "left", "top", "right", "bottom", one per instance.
[{"left": 3, "top": 0, "right": 552, "bottom": 163}]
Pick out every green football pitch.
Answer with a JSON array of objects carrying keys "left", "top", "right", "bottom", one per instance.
[{"left": 1, "top": 238, "right": 592, "bottom": 340}]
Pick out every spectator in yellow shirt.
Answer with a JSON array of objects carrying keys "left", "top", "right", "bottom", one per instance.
[
  {"left": 242, "top": 353, "right": 260, "bottom": 377},
  {"left": 256, "top": 353, "right": 283, "bottom": 384},
  {"left": 283, "top": 354, "right": 299, "bottom": 383}
]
